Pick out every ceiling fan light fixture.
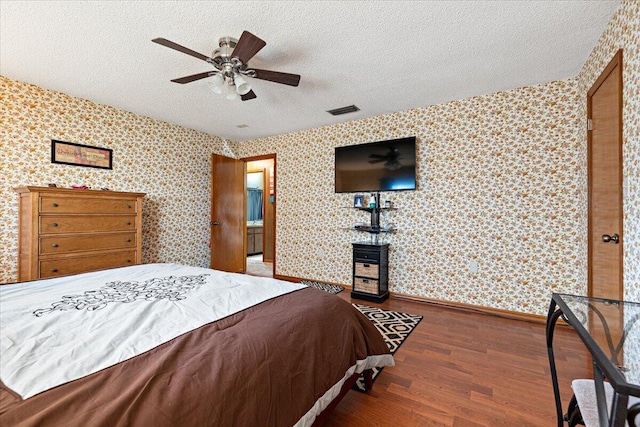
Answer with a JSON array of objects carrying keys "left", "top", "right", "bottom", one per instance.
[
  {"left": 153, "top": 32, "right": 301, "bottom": 102},
  {"left": 234, "top": 74, "right": 251, "bottom": 95},
  {"left": 385, "top": 159, "right": 402, "bottom": 170},
  {"left": 225, "top": 83, "right": 238, "bottom": 100},
  {"left": 207, "top": 73, "right": 225, "bottom": 94}
]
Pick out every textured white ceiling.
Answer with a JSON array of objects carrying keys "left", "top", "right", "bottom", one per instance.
[{"left": 0, "top": 1, "right": 620, "bottom": 142}]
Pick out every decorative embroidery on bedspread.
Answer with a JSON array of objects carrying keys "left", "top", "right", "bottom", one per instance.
[{"left": 33, "top": 274, "right": 211, "bottom": 316}]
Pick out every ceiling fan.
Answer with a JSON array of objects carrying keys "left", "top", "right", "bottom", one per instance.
[
  {"left": 152, "top": 31, "right": 300, "bottom": 101},
  {"left": 369, "top": 147, "right": 403, "bottom": 170}
]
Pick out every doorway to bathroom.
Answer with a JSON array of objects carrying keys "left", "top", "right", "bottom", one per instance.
[{"left": 244, "top": 155, "right": 275, "bottom": 277}]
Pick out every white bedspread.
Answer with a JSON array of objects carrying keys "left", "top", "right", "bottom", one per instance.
[{"left": 0, "top": 263, "right": 305, "bottom": 399}]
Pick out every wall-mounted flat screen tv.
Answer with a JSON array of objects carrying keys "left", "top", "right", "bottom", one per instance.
[{"left": 335, "top": 136, "right": 417, "bottom": 193}]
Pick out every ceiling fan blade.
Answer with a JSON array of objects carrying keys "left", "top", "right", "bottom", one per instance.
[
  {"left": 241, "top": 90, "right": 257, "bottom": 101},
  {"left": 369, "top": 159, "right": 386, "bottom": 164},
  {"left": 251, "top": 68, "right": 301, "bottom": 86},
  {"left": 152, "top": 38, "right": 211, "bottom": 62},
  {"left": 232, "top": 31, "right": 266, "bottom": 64},
  {"left": 369, "top": 154, "right": 388, "bottom": 159},
  {"left": 171, "top": 71, "right": 214, "bottom": 84}
]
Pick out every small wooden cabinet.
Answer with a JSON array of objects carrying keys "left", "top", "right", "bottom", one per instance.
[
  {"left": 14, "top": 186, "right": 145, "bottom": 281},
  {"left": 247, "top": 225, "right": 263, "bottom": 255},
  {"left": 351, "top": 243, "right": 389, "bottom": 302}
]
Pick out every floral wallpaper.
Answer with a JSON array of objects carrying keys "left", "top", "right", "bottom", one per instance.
[
  {"left": 0, "top": 76, "right": 235, "bottom": 283},
  {"left": 574, "top": 0, "right": 639, "bottom": 377},
  {"left": 233, "top": 0, "right": 639, "bottom": 317},
  {"left": 576, "top": 0, "right": 640, "bottom": 302},
  {"left": 1, "top": 0, "right": 637, "bottom": 318},
  {"left": 233, "top": 78, "right": 585, "bottom": 316}
]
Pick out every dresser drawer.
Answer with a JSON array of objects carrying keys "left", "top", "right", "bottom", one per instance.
[
  {"left": 40, "top": 215, "right": 137, "bottom": 234},
  {"left": 353, "top": 277, "right": 379, "bottom": 294},
  {"left": 40, "top": 196, "right": 137, "bottom": 214},
  {"left": 354, "top": 250, "right": 381, "bottom": 263},
  {"left": 40, "top": 233, "right": 137, "bottom": 255},
  {"left": 355, "top": 262, "right": 379, "bottom": 279},
  {"left": 40, "top": 251, "right": 137, "bottom": 278}
]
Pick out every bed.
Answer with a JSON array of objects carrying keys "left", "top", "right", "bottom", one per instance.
[{"left": 0, "top": 263, "right": 393, "bottom": 426}]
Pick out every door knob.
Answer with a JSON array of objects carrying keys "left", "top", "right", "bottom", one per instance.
[
  {"left": 602, "top": 234, "right": 620, "bottom": 244},
  {"left": 212, "top": 221, "right": 220, "bottom": 226}
]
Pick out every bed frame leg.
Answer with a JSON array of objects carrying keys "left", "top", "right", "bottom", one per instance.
[
  {"left": 311, "top": 369, "right": 376, "bottom": 426},
  {"left": 363, "top": 369, "right": 373, "bottom": 391}
]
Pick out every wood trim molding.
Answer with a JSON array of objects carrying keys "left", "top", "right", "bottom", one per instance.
[
  {"left": 274, "top": 274, "right": 548, "bottom": 324},
  {"left": 242, "top": 154, "right": 277, "bottom": 274},
  {"left": 274, "top": 273, "right": 314, "bottom": 283},
  {"left": 586, "top": 48, "right": 624, "bottom": 299},
  {"left": 242, "top": 154, "right": 276, "bottom": 162},
  {"left": 587, "top": 49, "right": 623, "bottom": 97},
  {"left": 388, "top": 291, "right": 547, "bottom": 324}
]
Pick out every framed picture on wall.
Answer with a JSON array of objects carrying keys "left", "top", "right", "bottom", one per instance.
[
  {"left": 354, "top": 194, "right": 364, "bottom": 208},
  {"left": 51, "top": 140, "right": 113, "bottom": 170}
]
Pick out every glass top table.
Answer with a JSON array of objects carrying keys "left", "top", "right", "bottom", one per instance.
[{"left": 546, "top": 293, "right": 640, "bottom": 427}]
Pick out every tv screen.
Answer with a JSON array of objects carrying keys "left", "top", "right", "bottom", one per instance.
[{"left": 335, "top": 136, "right": 416, "bottom": 193}]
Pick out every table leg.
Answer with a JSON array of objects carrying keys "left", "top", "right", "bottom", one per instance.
[{"left": 547, "top": 299, "right": 565, "bottom": 427}]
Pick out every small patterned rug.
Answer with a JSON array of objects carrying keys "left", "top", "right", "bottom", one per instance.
[
  {"left": 246, "top": 256, "right": 273, "bottom": 277},
  {"left": 352, "top": 304, "right": 423, "bottom": 392},
  {"left": 300, "top": 280, "right": 344, "bottom": 294}
]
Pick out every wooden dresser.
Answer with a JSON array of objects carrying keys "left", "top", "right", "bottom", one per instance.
[{"left": 14, "top": 186, "right": 145, "bottom": 281}]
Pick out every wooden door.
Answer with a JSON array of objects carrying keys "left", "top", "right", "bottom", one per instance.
[
  {"left": 210, "top": 154, "right": 246, "bottom": 273},
  {"left": 588, "top": 49, "right": 623, "bottom": 300},
  {"left": 262, "top": 163, "right": 275, "bottom": 262}
]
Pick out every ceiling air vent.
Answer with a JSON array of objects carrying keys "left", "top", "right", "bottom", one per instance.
[{"left": 327, "top": 105, "right": 360, "bottom": 116}]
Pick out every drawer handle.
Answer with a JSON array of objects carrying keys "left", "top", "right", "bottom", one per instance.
[
  {"left": 126, "top": 222, "right": 132, "bottom": 226},
  {"left": 127, "top": 204, "right": 132, "bottom": 209},
  {"left": 51, "top": 223, "right": 58, "bottom": 227},
  {"left": 126, "top": 239, "right": 132, "bottom": 243},
  {"left": 362, "top": 279, "right": 369, "bottom": 283},
  {"left": 363, "top": 263, "right": 370, "bottom": 267},
  {"left": 52, "top": 243, "right": 59, "bottom": 248},
  {"left": 51, "top": 268, "right": 58, "bottom": 273},
  {"left": 126, "top": 259, "right": 131, "bottom": 263},
  {"left": 52, "top": 203, "right": 59, "bottom": 207}
]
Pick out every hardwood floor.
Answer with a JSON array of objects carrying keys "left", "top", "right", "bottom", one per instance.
[{"left": 324, "top": 293, "right": 591, "bottom": 426}]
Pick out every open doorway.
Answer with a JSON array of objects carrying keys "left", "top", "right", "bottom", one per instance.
[{"left": 244, "top": 156, "right": 275, "bottom": 277}]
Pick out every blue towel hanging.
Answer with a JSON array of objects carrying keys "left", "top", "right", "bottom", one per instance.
[{"left": 247, "top": 189, "right": 263, "bottom": 221}]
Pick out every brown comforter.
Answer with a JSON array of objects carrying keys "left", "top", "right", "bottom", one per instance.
[{"left": 0, "top": 287, "right": 390, "bottom": 426}]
